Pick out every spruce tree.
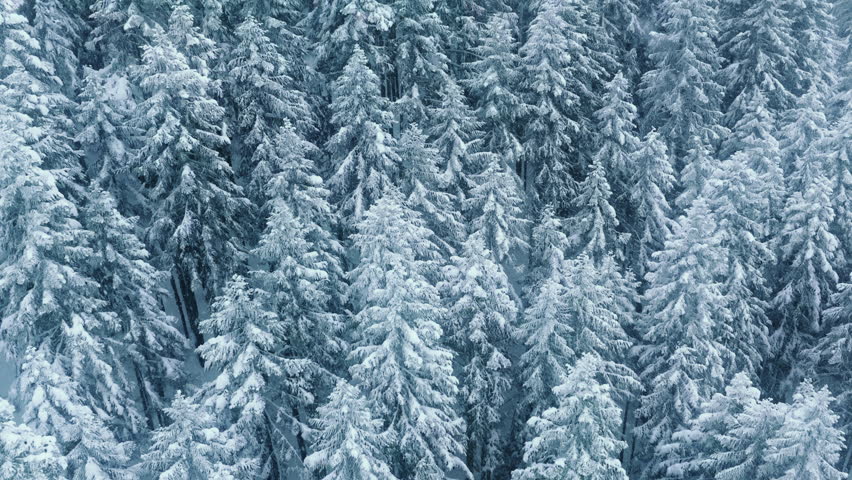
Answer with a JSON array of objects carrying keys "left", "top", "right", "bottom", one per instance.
[
  {"left": 568, "top": 158, "right": 627, "bottom": 263},
  {"left": 305, "top": 380, "right": 398, "bottom": 480},
  {"left": 131, "top": 8, "right": 252, "bottom": 347},
  {"left": 443, "top": 235, "right": 517, "bottom": 478},
  {"left": 629, "top": 130, "right": 675, "bottom": 277},
  {"left": 513, "top": 354, "right": 629, "bottom": 480},
  {"left": 348, "top": 190, "right": 467, "bottom": 479},
  {"left": 0, "top": 397, "right": 65, "bottom": 480},
  {"left": 142, "top": 391, "right": 243, "bottom": 479},
  {"left": 466, "top": 13, "right": 525, "bottom": 172},
  {"left": 198, "top": 275, "right": 316, "bottom": 477},
  {"left": 636, "top": 198, "right": 733, "bottom": 475},
  {"left": 764, "top": 381, "right": 847, "bottom": 480},
  {"left": 592, "top": 72, "right": 641, "bottom": 197},
  {"left": 327, "top": 47, "right": 400, "bottom": 223},
  {"left": 640, "top": 0, "right": 726, "bottom": 159}
]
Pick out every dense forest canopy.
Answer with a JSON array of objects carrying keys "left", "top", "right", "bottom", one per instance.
[{"left": 0, "top": 0, "right": 850, "bottom": 478}]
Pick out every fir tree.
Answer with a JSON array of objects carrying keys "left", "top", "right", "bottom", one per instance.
[
  {"left": 142, "top": 391, "right": 244, "bottom": 480},
  {"left": 198, "top": 275, "right": 315, "bottom": 477},
  {"left": 593, "top": 72, "right": 641, "bottom": 196},
  {"left": 466, "top": 13, "right": 525, "bottom": 172},
  {"left": 764, "top": 381, "right": 847, "bottom": 480},
  {"left": 428, "top": 79, "right": 483, "bottom": 200},
  {"left": 629, "top": 130, "right": 675, "bottom": 277},
  {"left": 640, "top": 0, "right": 726, "bottom": 159},
  {"left": 15, "top": 347, "right": 131, "bottom": 480},
  {"left": 348, "top": 191, "right": 467, "bottom": 479},
  {"left": 636, "top": 198, "right": 733, "bottom": 475},
  {"left": 0, "top": 397, "right": 66, "bottom": 480},
  {"left": 131, "top": 9, "right": 252, "bottom": 347},
  {"left": 327, "top": 47, "right": 400, "bottom": 223},
  {"left": 398, "top": 125, "right": 465, "bottom": 250},
  {"left": 226, "top": 16, "right": 312, "bottom": 200},
  {"left": 519, "top": 0, "right": 581, "bottom": 207},
  {"left": 305, "top": 380, "right": 398, "bottom": 480},
  {"left": 713, "top": 398, "right": 788, "bottom": 480},
  {"left": 774, "top": 141, "right": 842, "bottom": 370},
  {"left": 443, "top": 235, "right": 517, "bottom": 477},
  {"left": 513, "top": 354, "right": 629, "bottom": 480},
  {"left": 464, "top": 157, "right": 528, "bottom": 265},
  {"left": 392, "top": 0, "right": 450, "bottom": 109},
  {"left": 568, "top": 158, "right": 626, "bottom": 264}
]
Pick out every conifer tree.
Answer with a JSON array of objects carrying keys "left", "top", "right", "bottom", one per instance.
[
  {"left": 519, "top": 0, "right": 581, "bottom": 207},
  {"left": 675, "top": 139, "right": 719, "bottom": 211},
  {"left": 428, "top": 79, "right": 483, "bottom": 200},
  {"left": 348, "top": 191, "right": 467, "bottom": 479},
  {"left": 392, "top": 0, "right": 450, "bottom": 109},
  {"left": 593, "top": 72, "right": 641, "bottom": 196},
  {"left": 327, "top": 47, "right": 400, "bottom": 223},
  {"left": 443, "top": 235, "right": 517, "bottom": 478},
  {"left": 466, "top": 14, "right": 525, "bottom": 172},
  {"left": 662, "top": 372, "right": 761, "bottom": 478},
  {"left": 398, "top": 125, "right": 464, "bottom": 250},
  {"left": 15, "top": 347, "right": 132, "bottom": 480},
  {"left": 142, "top": 391, "right": 243, "bottom": 480},
  {"left": 226, "top": 16, "right": 312, "bottom": 200},
  {"left": 513, "top": 354, "right": 629, "bottom": 480},
  {"left": 712, "top": 398, "right": 788, "bottom": 480},
  {"left": 0, "top": 397, "right": 65, "bottom": 480},
  {"left": 719, "top": 0, "right": 799, "bottom": 126},
  {"left": 465, "top": 157, "right": 527, "bottom": 265},
  {"left": 306, "top": 380, "right": 398, "bottom": 480},
  {"left": 568, "top": 158, "right": 626, "bottom": 263},
  {"left": 306, "top": 0, "right": 394, "bottom": 74},
  {"left": 198, "top": 275, "right": 316, "bottom": 477},
  {"left": 629, "top": 130, "right": 675, "bottom": 277},
  {"left": 252, "top": 124, "right": 347, "bottom": 373},
  {"left": 640, "top": 0, "right": 726, "bottom": 159},
  {"left": 774, "top": 140, "right": 842, "bottom": 368},
  {"left": 132, "top": 8, "right": 252, "bottom": 347},
  {"left": 636, "top": 198, "right": 733, "bottom": 474},
  {"left": 764, "top": 381, "right": 847, "bottom": 480}
]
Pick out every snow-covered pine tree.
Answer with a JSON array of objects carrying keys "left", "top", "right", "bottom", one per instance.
[
  {"left": 306, "top": 0, "right": 394, "bottom": 75},
  {"left": 705, "top": 154, "right": 773, "bottom": 381},
  {"left": 305, "top": 380, "right": 398, "bottom": 480},
  {"left": 786, "top": 0, "right": 838, "bottom": 95},
  {"left": 398, "top": 125, "right": 465, "bottom": 251},
  {"left": 348, "top": 190, "right": 467, "bottom": 479},
  {"left": 142, "top": 391, "right": 244, "bottom": 480},
  {"left": 527, "top": 206, "right": 571, "bottom": 289},
  {"left": 131, "top": 8, "right": 252, "bottom": 347},
  {"left": 675, "top": 139, "right": 719, "bottom": 211},
  {"left": 519, "top": 253, "right": 635, "bottom": 418},
  {"left": 252, "top": 123, "right": 346, "bottom": 373},
  {"left": 512, "top": 354, "right": 628, "bottom": 480},
  {"left": 0, "top": 397, "right": 65, "bottom": 480},
  {"left": 428, "top": 79, "right": 483, "bottom": 201},
  {"left": 640, "top": 0, "right": 726, "bottom": 160},
  {"left": 567, "top": 157, "right": 627, "bottom": 264},
  {"left": 392, "top": 0, "right": 450, "bottom": 113},
  {"left": 592, "top": 72, "right": 641, "bottom": 199},
  {"left": 719, "top": 89, "right": 786, "bottom": 230},
  {"left": 629, "top": 130, "right": 675, "bottom": 278},
  {"left": 82, "top": 189, "right": 187, "bottom": 431},
  {"left": 327, "top": 46, "right": 400, "bottom": 224},
  {"left": 15, "top": 346, "right": 132, "bottom": 480},
  {"left": 30, "top": 0, "right": 84, "bottom": 95},
  {"left": 464, "top": 156, "right": 528, "bottom": 265},
  {"left": 466, "top": 14, "right": 525, "bottom": 174},
  {"left": 87, "top": 0, "right": 165, "bottom": 67},
  {"left": 443, "top": 234, "right": 517, "bottom": 478},
  {"left": 198, "top": 275, "right": 315, "bottom": 478},
  {"left": 773, "top": 133, "right": 842, "bottom": 377},
  {"left": 519, "top": 0, "right": 581, "bottom": 207},
  {"left": 74, "top": 65, "right": 141, "bottom": 213},
  {"left": 712, "top": 397, "right": 788, "bottom": 480},
  {"left": 719, "top": 0, "right": 798, "bottom": 127},
  {"left": 599, "top": 0, "right": 642, "bottom": 79},
  {"left": 763, "top": 381, "right": 847, "bottom": 480},
  {"left": 662, "top": 372, "right": 761, "bottom": 479},
  {"left": 635, "top": 197, "right": 733, "bottom": 476},
  {"left": 226, "top": 16, "right": 313, "bottom": 204}
]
